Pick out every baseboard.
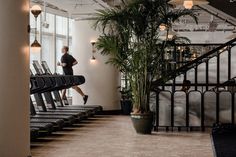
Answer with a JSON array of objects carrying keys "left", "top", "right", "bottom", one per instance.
[{"left": 98, "top": 110, "right": 122, "bottom": 115}]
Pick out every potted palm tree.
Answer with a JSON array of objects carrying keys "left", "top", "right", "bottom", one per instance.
[
  {"left": 119, "top": 86, "right": 132, "bottom": 115},
  {"left": 93, "top": 0, "right": 197, "bottom": 134}
]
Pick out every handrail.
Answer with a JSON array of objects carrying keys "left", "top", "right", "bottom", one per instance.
[{"left": 152, "top": 37, "right": 236, "bottom": 86}]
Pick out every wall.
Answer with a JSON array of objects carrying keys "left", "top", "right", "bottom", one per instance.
[
  {"left": 178, "top": 31, "right": 233, "bottom": 43},
  {"left": 0, "top": 0, "right": 30, "bottom": 157},
  {"left": 72, "top": 20, "right": 120, "bottom": 110}
]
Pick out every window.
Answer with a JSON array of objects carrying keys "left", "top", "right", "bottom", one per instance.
[
  {"left": 56, "top": 37, "right": 67, "bottom": 74},
  {"left": 41, "top": 34, "right": 54, "bottom": 73},
  {"left": 120, "top": 73, "right": 130, "bottom": 89},
  {"left": 56, "top": 16, "right": 68, "bottom": 36},
  {"left": 69, "top": 18, "right": 73, "bottom": 36},
  {"left": 42, "top": 13, "right": 55, "bottom": 33},
  {"left": 30, "top": 12, "right": 73, "bottom": 97},
  {"left": 55, "top": 16, "right": 68, "bottom": 74},
  {"left": 41, "top": 13, "right": 55, "bottom": 73},
  {"left": 30, "top": 12, "right": 72, "bottom": 74}
]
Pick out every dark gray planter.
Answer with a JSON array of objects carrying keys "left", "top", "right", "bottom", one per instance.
[
  {"left": 131, "top": 112, "right": 153, "bottom": 134},
  {"left": 120, "top": 100, "right": 132, "bottom": 115}
]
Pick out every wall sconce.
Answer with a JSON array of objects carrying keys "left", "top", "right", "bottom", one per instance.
[
  {"left": 30, "top": 5, "right": 42, "bottom": 53},
  {"left": 90, "top": 40, "right": 96, "bottom": 61}
]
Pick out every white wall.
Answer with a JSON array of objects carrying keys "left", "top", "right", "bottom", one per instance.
[
  {"left": 72, "top": 20, "right": 120, "bottom": 110},
  {"left": 0, "top": 0, "right": 30, "bottom": 157},
  {"left": 178, "top": 31, "right": 233, "bottom": 43}
]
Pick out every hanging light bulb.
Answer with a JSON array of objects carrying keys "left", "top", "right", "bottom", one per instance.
[
  {"left": 165, "top": 29, "right": 178, "bottom": 39},
  {"left": 31, "top": 39, "right": 41, "bottom": 53},
  {"left": 169, "top": 0, "right": 209, "bottom": 9},
  {"left": 90, "top": 55, "right": 96, "bottom": 64},
  {"left": 183, "top": 0, "right": 194, "bottom": 9},
  {"left": 160, "top": 29, "right": 178, "bottom": 40},
  {"left": 31, "top": 5, "right": 42, "bottom": 18},
  {"left": 159, "top": 23, "right": 167, "bottom": 31},
  {"left": 91, "top": 55, "right": 96, "bottom": 61}
]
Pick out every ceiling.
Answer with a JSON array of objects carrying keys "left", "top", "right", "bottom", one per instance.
[
  {"left": 31, "top": 0, "right": 109, "bottom": 19},
  {"left": 209, "top": 0, "right": 236, "bottom": 19},
  {"left": 31, "top": 0, "right": 236, "bottom": 32}
]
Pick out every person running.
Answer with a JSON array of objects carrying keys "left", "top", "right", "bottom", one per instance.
[{"left": 57, "top": 46, "right": 88, "bottom": 104}]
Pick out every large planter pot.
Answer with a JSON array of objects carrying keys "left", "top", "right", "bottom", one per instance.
[
  {"left": 131, "top": 112, "right": 153, "bottom": 134},
  {"left": 120, "top": 100, "right": 132, "bottom": 115}
]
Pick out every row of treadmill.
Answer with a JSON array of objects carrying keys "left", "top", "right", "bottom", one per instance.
[{"left": 30, "top": 60, "right": 102, "bottom": 140}]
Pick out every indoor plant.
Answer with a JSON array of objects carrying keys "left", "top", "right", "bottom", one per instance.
[
  {"left": 119, "top": 86, "right": 133, "bottom": 115},
  {"left": 93, "top": 0, "right": 197, "bottom": 134}
]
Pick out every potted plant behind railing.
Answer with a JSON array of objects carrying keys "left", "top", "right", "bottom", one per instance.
[
  {"left": 119, "top": 86, "right": 133, "bottom": 115},
  {"left": 93, "top": 0, "right": 198, "bottom": 134}
]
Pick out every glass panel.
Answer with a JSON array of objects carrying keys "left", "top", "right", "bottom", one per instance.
[
  {"left": 198, "top": 63, "right": 206, "bottom": 83},
  {"left": 159, "top": 91, "right": 171, "bottom": 126},
  {"left": 174, "top": 91, "right": 186, "bottom": 126},
  {"left": 219, "top": 92, "right": 231, "bottom": 123},
  {"left": 69, "top": 18, "right": 73, "bottom": 36},
  {"left": 186, "top": 68, "right": 195, "bottom": 83},
  {"left": 41, "top": 34, "right": 55, "bottom": 73},
  {"left": 208, "top": 57, "right": 217, "bottom": 83},
  {"left": 204, "top": 92, "right": 216, "bottom": 126},
  {"left": 219, "top": 51, "right": 228, "bottom": 83},
  {"left": 69, "top": 37, "right": 72, "bottom": 52},
  {"left": 56, "top": 37, "right": 67, "bottom": 74},
  {"left": 56, "top": 16, "right": 68, "bottom": 36},
  {"left": 42, "top": 13, "right": 55, "bottom": 33},
  {"left": 231, "top": 47, "right": 236, "bottom": 77},
  {"left": 189, "top": 91, "right": 201, "bottom": 126}
]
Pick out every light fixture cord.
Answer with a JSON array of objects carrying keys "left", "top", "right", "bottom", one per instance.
[
  {"left": 35, "top": 17, "right": 37, "bottom": 40},
  {"left": 44, "top": 1, "right": 46, "bottom": 21}
]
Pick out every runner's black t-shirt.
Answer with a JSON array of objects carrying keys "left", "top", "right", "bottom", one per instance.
[{"left": 61, "top": 53, "right": 76, "bottom": 75}]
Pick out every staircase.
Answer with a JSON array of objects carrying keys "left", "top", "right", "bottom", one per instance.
[
  {"left": 152, "top": 38, "right": 236, "bottom": 131},
  {"left": 208, "top": 0, "right": 236, "bottom": 19}
]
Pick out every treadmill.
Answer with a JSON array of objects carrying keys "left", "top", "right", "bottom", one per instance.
[
  {"left": 40, "top": 60, "right": 103, "bottom": 112},
  {"left": 30, "top": 73, "right": 77, "bottom": 125},
  {"left": 33, "top": 61, "right": 94, "bottom": 117},
  {"left": 29, "top": 74, "right": 59, "bottom": 135},
  {"left": 31, "top": 69, "right": 83, "bottom": 122},
  {"left": 30, "top": 98, "right": 65, "bottom": 130},
  {"left": 30, "top": 128, "right": 39, "bottom": 140}
]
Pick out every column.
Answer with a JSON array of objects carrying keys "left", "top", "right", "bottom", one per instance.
[{"left": 0, "top": 0, "right": 30, "bottom": 157}]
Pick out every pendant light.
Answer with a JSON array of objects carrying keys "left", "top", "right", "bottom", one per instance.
[
  {"left": 169, "top": 0, "right": 209, "bottom": 9},
  {"left": 31, "top": 5, "right": 42, "bottom": 18},
  {"left": 159, "top": 23, "right": 167, "bottom": 31},
  {"left": 30, "top": 5, "right": 42, "bottom": 53}
]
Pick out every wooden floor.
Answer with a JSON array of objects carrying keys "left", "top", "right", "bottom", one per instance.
[{"left": 31, "top": 115, "right": 214, "bottom": 157}]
